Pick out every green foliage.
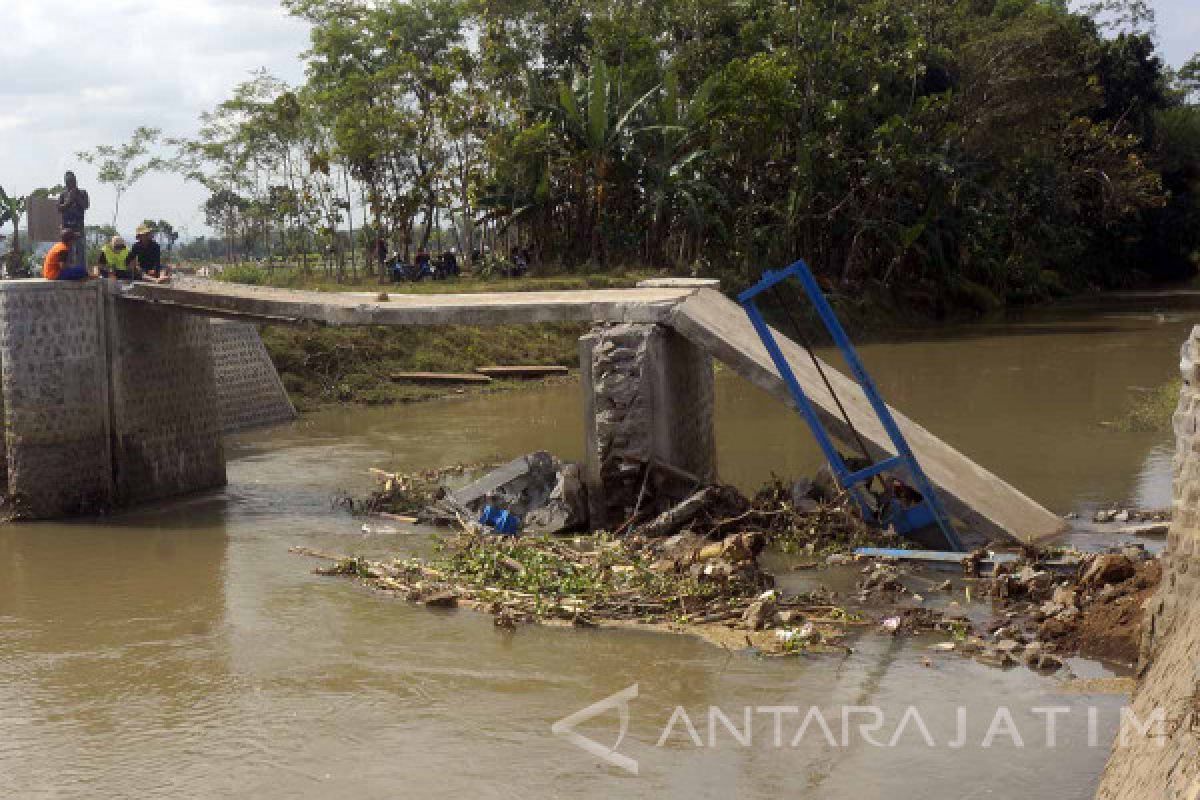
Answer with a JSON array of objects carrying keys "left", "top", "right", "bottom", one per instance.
[
  {"left": 1115, "top": 379, "right": 1181, "bottom": 432},
  {"left": 0, "top": 185, "right": 35, "bottom": 274},
  {"left": 77, "top": 126, "right": 167, "bottom": 227},
  {"left": 169, "top": 0, "right": 1200, "bottom": 313},
  {"left": 259, "top": 320, "right": 586, "bottom": 408}
]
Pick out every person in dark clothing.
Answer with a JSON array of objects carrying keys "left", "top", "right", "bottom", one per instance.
[
  {"left": 512, "top": 248, "right": 528, "bottom": 277},
  {"left": 57, "top": 171, "right": 90, "bottom": 270},
  {"left": 374, "top": 237, "right": 389, "bottom": 269},
  {"left": 414, "top": 247, "right": 433, "bottom": 279},
  {"left": 129, "top": 224, "right": 169, "bottom": 282}
]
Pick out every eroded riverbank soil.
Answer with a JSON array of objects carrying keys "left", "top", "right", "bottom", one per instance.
[{"left": 1040, "top": 557, "right": 1162, "bottom": 664}]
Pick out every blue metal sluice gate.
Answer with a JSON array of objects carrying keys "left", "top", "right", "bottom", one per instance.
[{"left": 738, "top": 261, "right": 965, "bottom": 552}]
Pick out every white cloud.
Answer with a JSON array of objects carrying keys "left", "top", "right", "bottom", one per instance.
[
  {"left": 1157, "top": 0, "right": 1198, "bottom": 69},
  {"left": 0, "top": 0, "right": 310, "bottom": 238}
]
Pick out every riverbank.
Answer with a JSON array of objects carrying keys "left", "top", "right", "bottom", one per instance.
[{"left": 261, "top": 322, "right": 586, "bottom": 410}]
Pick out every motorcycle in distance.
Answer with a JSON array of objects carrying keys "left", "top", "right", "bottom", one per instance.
[
  {"left": 387, "top": 250, "right": 461, "bottom": 282},
  {"left": 386, "top": 254, "right": 438, "bottom": 282}
]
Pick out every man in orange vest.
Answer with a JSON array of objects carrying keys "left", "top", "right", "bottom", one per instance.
[{"left": 43, "top": 229, "right": 90, "bottom": 281}]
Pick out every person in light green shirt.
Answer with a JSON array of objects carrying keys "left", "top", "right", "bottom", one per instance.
[{"left": 96, "top": 235, "right": 134, "bottom": 280}]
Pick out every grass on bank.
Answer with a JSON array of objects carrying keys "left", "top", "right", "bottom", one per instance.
[
  {"left": 261, "top": 322, "right": 586, "bottom": 410},
  {"left": 1114, "top": 379, "right": 1181, "bottom": 433}
]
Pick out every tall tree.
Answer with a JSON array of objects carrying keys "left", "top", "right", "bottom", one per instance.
[{"left": 77, "top": 126, "right": 167, "bottom": 227}]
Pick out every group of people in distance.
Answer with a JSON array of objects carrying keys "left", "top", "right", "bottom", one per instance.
[{"left": 43, "top": 223, "right": 169, "bottom": 283}]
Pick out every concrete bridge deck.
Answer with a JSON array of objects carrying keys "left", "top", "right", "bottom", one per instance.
[
  {"left": 123, "top": 279, "right": 1067, "bottom": 544},
  {"left": 122, "top": 279, "right": 694, "bottom": 327}
]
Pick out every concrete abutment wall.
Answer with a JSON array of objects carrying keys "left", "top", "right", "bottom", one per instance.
[
  {"left": 0, "top": 282, "right": 113, "bottom": 517},
  {"left": 210, "top": 321, "right": 297, "bottom": 434},
  {"left": 1096, "top": 325, "right": 1200, "bottom": 799},
  {"left": 105, "top": 295, "right": 226, "bottom": 507},
  {"left": 0, "top": 281, "right": 230, "bottom": 518}
]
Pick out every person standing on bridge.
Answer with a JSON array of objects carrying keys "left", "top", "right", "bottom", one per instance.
[
  {"left": 57, "top": 171, "right": 90, "bottom": 271},
  {"left": 43, "top": 229, "right": 90, "bottom": 281},
  {"left": 129, "top": 224, "right": 169, "bottom": 283}
]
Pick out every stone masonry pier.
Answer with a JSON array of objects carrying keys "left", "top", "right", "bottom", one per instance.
[{"left": 0, "top": 280, "right": 296, "bottom": 519}]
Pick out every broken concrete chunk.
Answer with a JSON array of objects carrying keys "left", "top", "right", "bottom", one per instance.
[
  {"left": 451, "top": 453, "right": 590, "bottom": 535},
  {"left": 1051, "top": 586, "right": 1078, "bottom": 609},
  {"left": 452, "top": 451, "right": 560, "bottom": 514},
  {"left": 525, "top": 463, "right": 589, "bottom": 534}
]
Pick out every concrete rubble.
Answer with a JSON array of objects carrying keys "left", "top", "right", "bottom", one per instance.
[{"left": 449, "top": 451, "right": 589, "bottom": 535}]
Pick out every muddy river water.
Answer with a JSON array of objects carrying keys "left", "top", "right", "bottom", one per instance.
[{"left": 0, "top": 294, "right": 1191, "bottom": 798}]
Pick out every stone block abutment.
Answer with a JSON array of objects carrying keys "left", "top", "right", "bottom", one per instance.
[{"left": 0, "top": 280, "right": 246, "bottom": 518}]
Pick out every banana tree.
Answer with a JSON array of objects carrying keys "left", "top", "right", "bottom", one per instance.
[
  {"left": 636, "top": 69, "right": 720, "bottom": 266},
  {"left": 0, "top": 185, "right": 27, "bottom": 273},
  {"left": 545, "top": 60, "right": 660, "bottom": 262}
]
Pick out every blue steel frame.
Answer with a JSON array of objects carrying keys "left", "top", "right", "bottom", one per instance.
[{"left": 737, "top": 260, "right": 965, "bottom": 552}]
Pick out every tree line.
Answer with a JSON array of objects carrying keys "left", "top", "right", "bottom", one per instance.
[{"left": 163, "top": 0, "right": 1200, "bottom": 310}]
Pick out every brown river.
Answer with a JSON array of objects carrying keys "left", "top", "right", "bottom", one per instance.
[{"left": 0, "top": 293, "right": 1190, "bottom": 798}]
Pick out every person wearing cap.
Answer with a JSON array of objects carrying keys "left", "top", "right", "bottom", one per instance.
[
  {"left": 96, "top": 235, "right": 134, "bottom": 280},
  {"left": 43, "top": 228, "right": 90, "bottom": 281},
  {"left": 128, "top": 224, "right": 169, "bottom": 282}
]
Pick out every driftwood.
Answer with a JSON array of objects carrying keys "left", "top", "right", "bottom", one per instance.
[{"left": 632, "top": 486, "right": 723, "bottom": 538}]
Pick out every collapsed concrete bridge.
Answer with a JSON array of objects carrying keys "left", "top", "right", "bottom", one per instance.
[{"left": 0, "top": 277, "right": 1065, "bottom": 545}]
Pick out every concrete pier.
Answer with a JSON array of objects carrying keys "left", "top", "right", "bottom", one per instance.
[{"left": 580, "top": 323, "right": 717, "bottom": 528}]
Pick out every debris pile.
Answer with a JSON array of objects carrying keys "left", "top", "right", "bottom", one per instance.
[
  {"left": 1067, "top": 505, "right": 1172, "bottom": 537},
  {"left": 293, "top": 529, "right": 866, "bottom": 654},
  {"left": 1032, "top": 549, "right": 1161, "bottom": 664},
  {"left": 864, "top": 543, "right": 1163, "bottom": 670},
  {"left": 323, "top": 455, "right": 1163, "bottom": 670},
  {"left": 361, "top": 462, "right": 494, "bottom": 516}
]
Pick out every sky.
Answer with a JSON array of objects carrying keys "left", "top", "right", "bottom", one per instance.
[{"left": 0, "top": 0, "right": 1196, "bottom": 240}]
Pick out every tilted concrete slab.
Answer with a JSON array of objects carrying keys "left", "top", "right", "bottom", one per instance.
[
  {"left": 121, "top": 279, "right": 691, "bottom": 327},
  {"left": 666, "top": 289, "right": 1067, "bottom": 546},
  {"left": 121, "top": 278, "right": 1062, "bottom": 545}
]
